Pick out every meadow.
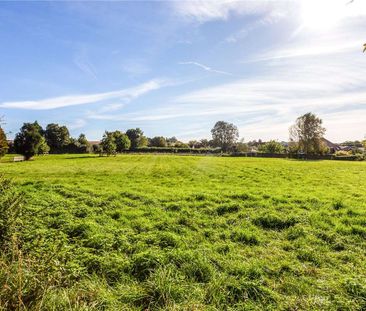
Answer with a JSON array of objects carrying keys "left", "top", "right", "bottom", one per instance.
[{"left": 1, "top": 154, "right": 366, "bottom": 310}]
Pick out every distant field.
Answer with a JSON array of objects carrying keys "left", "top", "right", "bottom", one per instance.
[{"left": 1, "top": 154, "right": 366, "bottom": 310}]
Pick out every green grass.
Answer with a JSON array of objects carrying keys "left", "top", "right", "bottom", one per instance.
[{"left": 1, "top": 154, "right": 366, "bottom": 310}]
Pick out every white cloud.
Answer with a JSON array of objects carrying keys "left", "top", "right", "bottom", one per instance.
[
  {"left": 0, "top": 79, "right": 166, "bottom": 110},
  {"left": 179, "top": 61, "right": 233, "bottom": 76},
  {"left": 226, "top": 10, "right": 285, "bottom": 43},
  {"left": 171, "top": 0, "right": 290, "bottom": 23},
  {"left": 90, "top": 47, "right": 366, "bottom": 141}
]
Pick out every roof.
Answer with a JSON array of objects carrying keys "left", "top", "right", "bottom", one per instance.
[
  {"left": 88, "top": 141, "right": 101, "bottom": 145},
  {"left": 321, "top": 138, "right": 340, "bottom": 150}
]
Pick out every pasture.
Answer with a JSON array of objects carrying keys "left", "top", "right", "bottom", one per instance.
[{"left": 1, "top": 154, "right": 366, "bottom": 310}]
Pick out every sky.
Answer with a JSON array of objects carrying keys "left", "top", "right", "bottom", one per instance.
[{"left": 0, "top": 0, "right": 366, "bottom": 142}]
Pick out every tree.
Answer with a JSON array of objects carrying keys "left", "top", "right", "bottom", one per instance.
[
  {"left": 289, "top": 112, "right": 326, "bottom": 155},
  {"left": 211, "top": 121, "right": 239, "bottom": 152},
  {"left": 113, "top": 131, "right": 131, "bottom": 152},
  {"left": 0, "top": 127, "right": 8, "bottom": 158},
  {"left": 77, "top": 134, "right": 92, "bottom": 153},
  {"left": 188, "top": 140, "right": 198, "bottom": 148},
  {"left": 166, "top": 137, "right": 178, "bottom": 146},
  {"left": 37, "top": 136, "right": 50, "bottom": 155},
  {"left": 126, "top": 128, "right": 147, "bottom": 150},
  {"left": 100, "top": 131, "right": 116, "bottom": 156},
  {"left": 44, "top": 123, "right": 70, "bottom": 153},
  {"left": 14, "top": 122, "right": 44, "bottom": 160},
  {"left": 150, "top": 136, "right": 167, "bottom": 147},
  {"left": 259, "top": 140, "right": 284, "bottom": 154},
  {"left": 175, "top": 141, "right": 189, "bottom": 148},
  {"left": 199, "top": 139, "right": 210, "bottom": 148},
  {"left": 139, "top": 136, "right": 148, "bottom": 148},
  {"left": 235, "top": 138, "right": 249, "bottom": 153}
]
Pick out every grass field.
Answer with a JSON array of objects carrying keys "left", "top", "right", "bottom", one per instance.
[{"left": 1, "top": 154, "right": 366, "bottom": 310}]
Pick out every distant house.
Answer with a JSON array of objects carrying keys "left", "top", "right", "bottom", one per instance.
[
  {"left": 321, "top": 138, "right": 340, "bottom": 154},
  {"left": 88, "top": 141, "right": 101, "bottom": 146}
]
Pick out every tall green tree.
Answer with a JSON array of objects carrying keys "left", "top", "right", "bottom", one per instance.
[
  {"left": 44, "top": 123, "right": 70, "bottom": 153},
  {"left": 126, "top": 128, "right": 146, "bottom": 149},
  {"left": 0, "top": 127, "right": 8, "bottom": 158},
  {"left": 211, "top": 121, "right": 239, "bottom": 152},
  {"left": 14, "top": 122, "right": 44, "bottom": 160},
  {"left": 289, "top": 113, "right": 327, "bottom": 155},
  {"left": 100, "top": 131, "right": 117, "bottom": 156},
  {"left": 77, "top": 134, "right": 92, "bottom": 153},
  {"left": 113, "top": 131, "right": 131, "bottom": 152}
]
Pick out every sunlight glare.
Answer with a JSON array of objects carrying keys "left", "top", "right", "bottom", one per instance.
[{"left": 301, "top": 0, "right": 345, "bottom": 31}]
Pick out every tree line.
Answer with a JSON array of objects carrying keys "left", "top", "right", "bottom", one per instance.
[{"left": 0, "top": 112, "right": 365, "bottom": 160}]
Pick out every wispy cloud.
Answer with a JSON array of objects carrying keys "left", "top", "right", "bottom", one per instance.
[
  {"left": 90, "top": 49, "right": 366, "bottom": 141},
  {"left": 121, "top": 58, "right": 150, "bottom": 77},
  {"left": 171, "top": 0, "right": 290, "bottom": 23},
  {"left": 226, "top": 11, "right": 285, "bottom": 43},
  {"left": 68, "top": 118, "right": 87, "bottom": 130},
  {"left": 73, "top": 48, "right": 98, "bottom": 80},
  {"left": 179, "top": 61, "right": 233, "bottom": 76},
  {"left": 0, "top": 79, "right": 166, "bottom": 110}
]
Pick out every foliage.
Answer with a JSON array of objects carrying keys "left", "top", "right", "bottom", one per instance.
[
  {"left": 126, "top": 128, "right": 147, "bottom": 149},
  {"left": 289, "top": 113, "right": 327, "bottom": 155},
  {"left": 13, "top": 121, "right": 44, "bottom": 160},
  {"left": 211, "top": 121, "right": 239, "bottom": 152},
  {"left": 77, "top": 133, "right": 92, "bottom": 153},
  {"left": 37, "top": 136, "right": 50, "bottom": 155},
  {"left": 259, "top": 140, "right": 284, "bottom": 154},
  {"left": 112, "top": 131, "right": 131, "bottom": 152},
  {"left": 150, "top": 136, "right": 167, "bottom": 148},
  {"left": 44, "top": 123, "right": 70, "bottom": 153},
  {"left": 1, "top": 154, "right": 366, "bottom": 309},
  {"left": 100, "top": 131, "right": 117, "bottom": 156},
  {"left": 0, "top": 127, "right": 8, "bottom": 158},
  {"left": 234, "top": 139, "right": 249, "bottom": 153}
]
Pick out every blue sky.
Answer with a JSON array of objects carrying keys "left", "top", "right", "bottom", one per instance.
[{"left": 1, "top": 0, "right": 365, "bottom": 142}]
